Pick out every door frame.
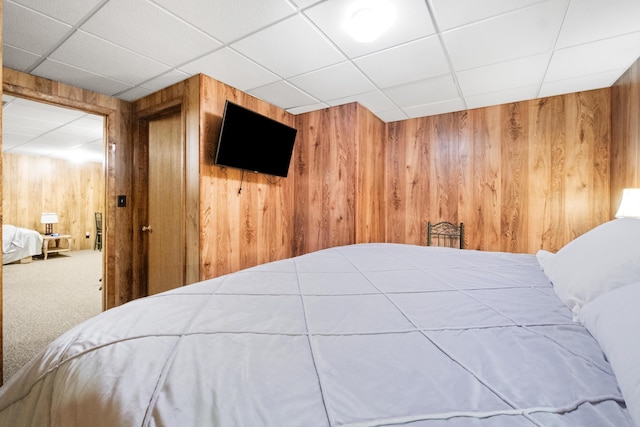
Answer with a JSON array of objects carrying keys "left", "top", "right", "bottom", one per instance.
[
  {"left": 132, "top": 101, "right": 185, "bottom": 296},
  {"left": 1, "top": 89, "right": 113, "bottom": 305},
  {"left": 3, "top": 68, "right": 134, "bottom": 313}
]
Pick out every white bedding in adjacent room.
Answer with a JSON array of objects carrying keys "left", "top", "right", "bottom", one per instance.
[
  {"left": 2, "top": 224, "right": 43, "bottom": 264},
  {"left": 0, "top": 243, "right": 634, "bottom": 426}
]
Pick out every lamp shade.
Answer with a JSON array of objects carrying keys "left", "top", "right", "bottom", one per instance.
[
  {"left": 615, "top": 188, "right": 640, "bottom": 218},
  {"left": 41, "top": 212, "right": 58, "bottom": 224}
]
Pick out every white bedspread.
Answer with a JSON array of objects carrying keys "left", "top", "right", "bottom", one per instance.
[
  {"left": 2, "top": 225, "right": 43, "bottom": 264},
  {"left": 0, "top": 243, "right": 633, "bottom": 426}
]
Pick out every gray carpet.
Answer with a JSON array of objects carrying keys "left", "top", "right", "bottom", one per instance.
[{"left": 3, "top": 250, "right": 102, "bottom": 382}]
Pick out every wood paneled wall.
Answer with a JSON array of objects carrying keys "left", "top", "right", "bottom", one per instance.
[
  {"left": 356, "top": 104, "right": 387, "bottom": 244},
  {"left": 293, "top": 103, "right": 386, "bottom": 255},
  {"left": 2, "top": 154, "right": 104, "bottom": 250},
  {"left": 199, "top": 75, "right": 296, "bottom": 279},
  {"left": 611, "top": 56, "right": 640, "bottom": 214},
  {"left": 294, "top": 104, "right": 358, "bottom": 254},
  {"left": 387, "top": 89, "right": 611, "bottom": 253}
]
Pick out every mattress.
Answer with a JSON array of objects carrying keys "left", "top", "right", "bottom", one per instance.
[{"left": 0, "top": 243, "right": 633, "bottom": 426}]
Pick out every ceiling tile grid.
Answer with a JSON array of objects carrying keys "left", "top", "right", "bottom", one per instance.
[
  {"left": 3, "top": 0, "right": 640, "bottom": 163},
  {"left": 2, "top": 96, "right": 105, "bottom": 162}
]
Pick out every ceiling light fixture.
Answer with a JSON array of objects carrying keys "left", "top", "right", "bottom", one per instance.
[{"left": 344, "top": 0, "right": 397, "bottom": 43}]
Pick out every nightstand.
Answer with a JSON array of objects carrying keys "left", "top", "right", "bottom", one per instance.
[{"left": 41, "top": 234, "right": 72, "bottom": 260}]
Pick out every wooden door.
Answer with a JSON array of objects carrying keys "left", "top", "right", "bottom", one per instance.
[{"left": 146, "top": 110, "right": 185, "bottom": 295}]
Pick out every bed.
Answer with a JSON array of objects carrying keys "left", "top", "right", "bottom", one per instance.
[
  {"left": 2, "top": 224, "right": 43, "bottom": 265},
  {"left": 0, "top": 219, "right": 638, "bottom": 426}
]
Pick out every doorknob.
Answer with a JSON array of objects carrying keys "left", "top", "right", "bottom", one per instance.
[{"left": 142, "top": 225, "right": 153, "bottom": 232}]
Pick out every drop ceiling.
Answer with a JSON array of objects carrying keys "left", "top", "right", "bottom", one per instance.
[
  {"left": 2, "top": 95, "right": 104, "bottom": 163},
  {"left": 3, "top": 0, "right": 640, "bottom": 160}
]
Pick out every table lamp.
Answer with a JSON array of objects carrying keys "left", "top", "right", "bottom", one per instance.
[{"left": 41, "top": 212, "right": 58, "bottom": 235}]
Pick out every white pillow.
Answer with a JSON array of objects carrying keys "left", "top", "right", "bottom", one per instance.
[
  {"left": 537, "top": 218, "right": 640, "bottom": 317},
  {"left": 578, "top": 283, "right": 640, "bottom": 426}
]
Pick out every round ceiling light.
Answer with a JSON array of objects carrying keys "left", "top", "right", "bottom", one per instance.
[{"left": 344, "top": 0, "right": 397, "bottom": 43}]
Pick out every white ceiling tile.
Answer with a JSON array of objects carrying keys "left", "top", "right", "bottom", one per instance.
[
  {"left": 249, "top": 81, "right": 319, "bottom": 110},
  {"left": 465, "top": 85, "right": 538, "bottom": 109},
  {"left": 2, "top": 119, "right": 50, "bottom": 137},
  {"left": 2, "top": 112, "right": 57, "bottom": 135},
  {"left": 457, "top": 53, "right": 550, "bottom": 97},
  {"left": 2, "top": 45, "right": 41, "bottom": 71},
  {"left": 354, "top": 36, "right": 448, "bottom": 89},
  {"left": 3, "top": 1, "right": 72, "bottom": 55},
  {"left": 443, "top": 0, "right": 568, "bottom": 71},
  {"left": 287, "top": 102, "right": 331, "bottom": 115},
  {"left": 179, "top": 48, "right": 279, "bottom": 91},
  {"left": 45, "top": 129, "right": 97, "bottom": 146},
  {"left": 6, "top": 97, "right": 86, "bottom": 123},
  {"left": 10, "top": 0, "right": 103, "bottom": 24},
  {"left": 377, "top": 109, "right": 409, "bottom": 123},
  {"left": 232, "top": 15, "right": 345, "bottom": 78},
  {"left": 430, "top": 0, "right": 544, "bottom": 30},
  {"left": 81, "top": 0, "right": 222, "bottom": 67},
  {"left": 289, "top": 62, "right": 375, "bottom": 101},
  {"left": 5, "top": 144, "right": 57, "bottom": 157},
  {"left": 2, "top": 133, "right": 33, "bottom": 150},
  {"left": 403, "top": 98, "right": 466, "bottom": 118},
  {"left": 539, "top": 70, "right": 625, "bottom": 98},
  {"left": 383, "top": 75, "right": 460, "bottom": 108},
  {"left": 66, "top": 118, "right": 104, "bottom": 140},
  {"left": 49, "top": 31, "right": 171, "bottom": 86},
  {"left": 17, "top": 140, "right": 66, "bottom": 154},
  {"left": 546, "top": 32, "right": 640, "bottom": 82},
  {"left": 153, "top": 0, "right": 296, "bottom": 44},
  {"left": 33, "top": 59, "right": 134, "bottom": 96},
  {"left": 139, "top": 70, "right": 191, "bottom": 92},
  {"left": 117, "top": 87, "right": 154, "bottom": 102},
  {"left": 327, "top": 90, "right": 396, "bottom": 113},
  {"left": 557, "top": 0, "right": 640, "bottom": 49},
  {"left": 304, "top": 0, "right": 435, "bottom": 57}
]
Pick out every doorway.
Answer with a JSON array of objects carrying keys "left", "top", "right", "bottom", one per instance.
[{"left": 1, "top": 95, "right": 106, "bottom": 380}]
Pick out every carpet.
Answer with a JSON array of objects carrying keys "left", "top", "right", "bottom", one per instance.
[{"left": 2, "top": 250, "right": 102, "bottom": 382}]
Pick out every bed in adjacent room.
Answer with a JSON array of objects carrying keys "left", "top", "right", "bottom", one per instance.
[
  {"left": 0, "top": 219, "right": 638, "bottom": 426},
  {"left": 2, "top": 224, "right": 43, "bottom": 265}
]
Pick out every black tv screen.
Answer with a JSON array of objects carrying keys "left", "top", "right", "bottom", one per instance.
[{"left": 214, "top": 101, "right": 297, "bottom": 177}]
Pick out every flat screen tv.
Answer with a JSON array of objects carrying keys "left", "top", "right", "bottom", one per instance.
[{"left": 214, "top": 101, "right": 298, "bottom": 178}]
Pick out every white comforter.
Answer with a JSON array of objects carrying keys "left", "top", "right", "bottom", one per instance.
[
  {"left": 2, "top": 225, "right": 43, "bottom": 264},
  {"left": 0, "top": 244, "right": 633, "bottom": 426}
]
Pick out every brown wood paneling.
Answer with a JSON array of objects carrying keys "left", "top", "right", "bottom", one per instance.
[
  {"left": 199, "top": 75, "right": 295, "bottom": 280},
  {"left": 611, "top": 57, "right": 640, "bottom": 214},
  {"left": 2, "top": 154, "right": 104, "bottom": 249},
  {"left": 386, "top": 89, "right": 611, "bottom": 253},
  {"left": 293, "top": 104, "right": 358, "bottom": 255},
  {"left": 356, "top": 104, "right": 386, "bottom": 243},
  {"left": 500, "top": 102, "right": 528, "bottom": 252},
  {"left": 3, "top": 68, "right": 132, "bottom": 309},
  {"left": 386, "top": 118, "right": 430, "bottom": 245}
]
